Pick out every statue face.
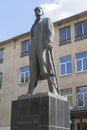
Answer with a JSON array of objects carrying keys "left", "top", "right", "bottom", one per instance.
[{"left": 34, "top": 7, "right": 43, "bottom": 17}]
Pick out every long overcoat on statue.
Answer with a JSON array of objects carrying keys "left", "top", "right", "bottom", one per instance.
[{"left": 29, "top": 17, "right": 55, "bottom": 80}]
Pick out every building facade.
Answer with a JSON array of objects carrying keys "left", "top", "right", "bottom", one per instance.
[{"left": 0, "top": 11, "right": 87, "bottom": 130}]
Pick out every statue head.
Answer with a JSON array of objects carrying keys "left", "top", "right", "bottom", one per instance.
[{"left": 34, "top": 7, "right": 44, "bottom": 17}]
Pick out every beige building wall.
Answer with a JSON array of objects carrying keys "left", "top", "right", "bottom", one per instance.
[
  {"left": 0, "top": 35, "right": 30, "bottom": 129},
  {"left": 0, "top": 11, "right": 87, "bottom": 129},
  {"left": 54, "top": 14, "right": 87, "bottom": 107}
]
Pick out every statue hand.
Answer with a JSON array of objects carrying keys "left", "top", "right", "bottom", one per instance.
[{"left": 47, "top": 43, "right": 53, "bottom": 50}]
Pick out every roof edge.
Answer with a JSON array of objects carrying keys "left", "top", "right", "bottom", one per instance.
[
  {"left": 0, "top": 31, "right": 30, "bottom": 45},
  {"left": 54, "top": 10, "right": 87, "bottom": 25}
]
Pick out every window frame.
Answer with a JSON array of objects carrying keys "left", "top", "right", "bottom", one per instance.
[
  {"left": 75, "top": 20, "right": 87, "bottom": 41},
  {"left": 75, "top": 52, "right": 87, "bottom": 73},
  {"left": 59, "top": 26, "right": 71, "bottom": 45},
  {"left": 21, "top": 39, "right": 30, "bottom": 57},
  {"left": 59, "top": 55, "right": 72, "bottom": 76},
  {"left": 19, "top": 66, "right": 30, "bottom": 84},
  {"left": 76, "top": 86, "right": 87, "bottom": 108},
  {"left": 61, "top": 88, "right": 73, "bottom": 107}
]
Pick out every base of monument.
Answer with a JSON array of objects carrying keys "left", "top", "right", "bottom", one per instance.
[{"left": 11, "top": 92, "right": 70, "bottom": 130}]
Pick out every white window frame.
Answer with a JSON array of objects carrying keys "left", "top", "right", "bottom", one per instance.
[
  {"left": 75, "top": 21, "right": 87, "bottom": 40},
  {"left": 64, "top": 94, "right": 72, "bottom": 106},
  {"left": 76, "top": 55, "right": 87, "bottom": 73},
  {"left": 61, "top": 88, "right": 72, "bottom": 107},
  {"left": 82, "top": 21, "right": 87, "bottom": 34},
  {"left": 77, "top": 91, "right": 87, "bottom": 107},
  {"left": 19, "top": 67, "right": 29, "bottom": 84},
  {"left": 60, "top": 57, "right": 72, "bottom": 76},
  {"left": 59, "top": 26, "right": 71, "bottom": 44}
]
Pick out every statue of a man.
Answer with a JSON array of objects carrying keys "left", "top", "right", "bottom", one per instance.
[{"left": 27, "top": 7, "right": 60, "bottom": 95}]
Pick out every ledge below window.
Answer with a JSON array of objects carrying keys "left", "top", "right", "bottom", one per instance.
[
  {"left": 75, "top": 34, "right": 87, "bottom": 41},
  {"left": 59, "top": 40, "right": 71, "bottom": 46},
  {"left": 21, "top": 52, "right": 29, "bottom": 57}
]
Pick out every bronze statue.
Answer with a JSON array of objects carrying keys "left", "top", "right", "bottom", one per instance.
[{"left": 27, "top": 7, "right": 60, "bottom": 95}]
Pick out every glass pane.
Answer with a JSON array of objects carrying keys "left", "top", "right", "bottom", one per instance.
[
  {"left": 83, "top": 58, "right": 87, "bottom": 70},
  {"left": 24, "top": 42, "right": 28, "bottom": 52},
  {"left": 77, "top": 60, "right": 82, "bottom": 72},
  {"left": 60, "top": 55, "right": 71, "bottom": 63},
  {"left": 76, "top": 52, "right": 87, "bottom": 59},
  {"left": 68, "top": 96, "right": 72, "bottom": 106},
  {"left": 21, "top": 67, "right": 29, "bottom": 73},
  {"left": 25, "top": 72, "right": 29, "bottom": 82},
  {"left": 75, "top": 23, "right": 82, "bottom": 37},
  {"left": 21, "top": 40, "right": 30, "bottom": 53},
  {"left": 77, "top": 86, "right": 87, "bottom": 93},
  {"left": 0, "top": 49, "right": 4, "bottom": 59},
  {"left": 28, "top": 69, "right": 30, "bottom": 77},
  {"left": 83, "top": 21, "right": 87, "bottom": 34},
  {"left": 21, "top": 73, "right": 24, "bottom": 83},
  {"left": 61, "top": 89, "right": 72, "bottom": 106},
  {"left": 22, "top": 43, "right": 25, "bottom": 53},
  {"left": 26, "top": 42, "right": 29, "bottom": 52},
  {"left": 67, "top": 62, "right": 72, "bottom": 74},
  {"left": 60, "top": 28, "right": 66, "bottom": 41},
  {"left": 21, "top": 68, "right": 25, "bottom": 72},
  {"left": 20, "top": 67, "right": 29, "bottom": 83},
  {"left": 67, "top": 27, "right": 71, "bottom": 39},
  {"left": 77, "top": 94, "right": 83, "bottom": 106},
  {"left": 61, "top": 64, "right": 65, "bottom": 75},
  {"left": 25, "top": 67, "right": 29, "bottom": 72},
  {"left": 61, "top": 88, "right": 72, "bottom": 95}
]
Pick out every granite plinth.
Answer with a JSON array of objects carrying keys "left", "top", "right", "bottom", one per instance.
[{"left": 10, "top": 92, "right": 70, "bottom": 130}]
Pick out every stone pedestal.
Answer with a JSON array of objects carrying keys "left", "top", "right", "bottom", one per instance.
[{"left": 11, "top": 92, "right": 70, "bottom": 130}]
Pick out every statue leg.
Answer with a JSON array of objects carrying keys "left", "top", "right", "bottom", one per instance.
[
  {"left": 28, "top": 71, "right": 39, "bottom": 94},
  {"left": 27, "top": 50, "right": 40, "bottom": 94},
  {"left": 47, "top": 76, "right": 59, "bottom": 94}
]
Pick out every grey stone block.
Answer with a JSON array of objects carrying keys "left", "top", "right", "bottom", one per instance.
[{"left": 11, "top": 92, "right": 70, "bottom": 130}]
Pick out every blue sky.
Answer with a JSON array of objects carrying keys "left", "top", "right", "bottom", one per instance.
[{"left": 0, "top": 0, "right": 87, "bottom": 42}]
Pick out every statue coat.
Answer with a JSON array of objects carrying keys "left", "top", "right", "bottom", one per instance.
[{"left": 29, "top": 17, "right": 55, "bottom": 80}]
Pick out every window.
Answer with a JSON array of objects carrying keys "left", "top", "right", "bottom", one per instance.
[
  {"left": 76, "top": 86, "right": 87, "bottom": 107},
  {"left": 21, "top": 40, "right": 30, "bottom": 56},
  {"left": 60, "top": 55, "right": 72, "bottom": 76},
  {"left": 0, "top": 48, "right": 4, "bottom": 63},
  {"left": 0, "top": 73, "right": 2, "bottom": 89},
  {"left": 61, "top": 88, "right": 72, "bottom": 106},
  {"left": 20, "top": 67, "right": 30, "bottom": 84},
  {"left": 76, "top": 52, "right": 87, "bottom": 73},
  {"left": 59, "top": 26, "right": 71, "bottom": 44},
  {"left": 75, "top": 21, "right": 87, "bottom": 40}
]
